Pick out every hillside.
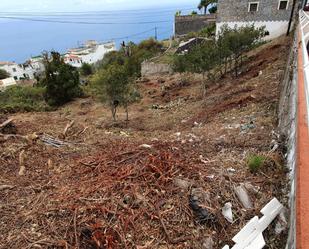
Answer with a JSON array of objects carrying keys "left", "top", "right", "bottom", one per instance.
[{"left": 0, "top": 36, "right": 291, "bottom": 249}]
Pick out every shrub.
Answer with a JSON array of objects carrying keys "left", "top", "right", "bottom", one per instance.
[
  {"left": 91, "top": 65, "right": 139, "bottom": 121},
  {"left": 41, "top": 51, "right": 82, "bottom": 106},
  {"left": 0, "top": 85, "right": 51, "bottom": 113},
  {"left": 247, "top": 154, "right": 266, "bottom": 173},
  {"left": 80, "top": 63, "right": 93, "bottom": 76}
]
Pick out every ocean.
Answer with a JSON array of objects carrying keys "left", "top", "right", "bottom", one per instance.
[{"left": 0, "top": 5, "right": 194, "bottom": 63}]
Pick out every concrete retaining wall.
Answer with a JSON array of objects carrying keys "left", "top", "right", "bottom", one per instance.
[
  {"left": 278, "top": 32, "right": 297, "bottom": 249},
  {"left": 141, "top": 61, "right": 173, "bottom": 77},
  {"left": 174, "top": 14, "right": 216, "bottom": 36}
]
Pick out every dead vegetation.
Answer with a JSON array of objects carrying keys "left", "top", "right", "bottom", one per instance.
[{"left": 0, "top": 36, "right": 291, "bottom": 249}]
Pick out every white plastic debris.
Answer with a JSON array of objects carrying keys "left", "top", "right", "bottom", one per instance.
[
  {"left": 175, "top": 132, "right": 181, "bottom": 137},
  {"left": 139, "top": 144, "right": 152, "bottom": 149},
  {"left": 222, "top": 202, "right": 233, "bottom": 223},
  {"left": 227, "top": 167, "right": 236, "bottom": 173},
  {"left": 234, "top": 185, "right": 253, "bottom": 209},
  {"left": 222, "top": 198, "right": 283, "bottom": 249}
]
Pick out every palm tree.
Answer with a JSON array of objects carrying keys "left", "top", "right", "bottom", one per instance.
[{"left": 198, "top": 0, "right": 217, "bottom": 15}]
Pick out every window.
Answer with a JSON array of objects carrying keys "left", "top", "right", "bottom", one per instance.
[
  {"left": 278, "top": 0, "right": 288, "bottom": 10},
  {"left": 248, "top": 2, "right": 259, "bottom": 12},
  {"left": 12, "top": 68, "right": 16, "bottom": 72}
]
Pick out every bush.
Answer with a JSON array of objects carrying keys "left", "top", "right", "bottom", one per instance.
[
  {"left": 80, "top": 63, "right": 93, "bottom": 76},
  {"left": 0, "top": 86, "right": 51, "bottom": 113},
  {"left": 41, "top": 51, "right": 82, "bottom": 106},
  {"left": 247, "top": 154, "right": 266, "bottom": 173}
]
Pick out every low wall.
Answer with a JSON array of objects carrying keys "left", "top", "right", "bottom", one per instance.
[
  {"left": 216, "top": 21, "right": 290, "bottom": 40},
  {"left": 175, "top": 14, "right": 216, "bottom": 36},
  {"left": 278, "top": 31, "right": 297, "bottom": 249},
  {"left": 141, "top": 61, "right": 173, "bottom": 77}
]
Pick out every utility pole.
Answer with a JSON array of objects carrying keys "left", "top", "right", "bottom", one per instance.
[
  {"left": 155, "top": 27, "right": 158, "bottom": 40},
  {"left": 287, "top": 0, "right": 296, "bottom": 36}
]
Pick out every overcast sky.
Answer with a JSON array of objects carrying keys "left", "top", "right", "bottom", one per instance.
[{"left": 1, "top": 0, "right": 198, "bottom": 12}]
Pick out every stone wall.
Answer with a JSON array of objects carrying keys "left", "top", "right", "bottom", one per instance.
[
  {"left": 174, "top": 14, "right": 216, "bottom": 36},
  {"left": 217, "top": 0, "right": 293, "bottom": 22},
  {"left": 141, "top": 61, "right": 173, "bottom": 77}
]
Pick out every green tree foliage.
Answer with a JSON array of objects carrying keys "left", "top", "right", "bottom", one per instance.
[
  {"left": 41, "top": 51, "right": 81, "bottom": 106},
  {"left": 173, "top": 40, "right": 218, "bottom": 96},
  {"left": 92, "top": 65, "right": 138, "bottom": 121},
  {"left": 173, "top": 24, "right": 266, "bottom": 96},
  {"left": 175, "top": 10, "right": 182, "bottom": 16},
  {"left": 198, "top": 0, "right": 217, "bottom": 14},
  {"left": 80, "top": 63, "right": 93, "bottom": 76},
  {"left": 0, "top": 69, "right": 10, "bottom": 80},
  {"left": 208, "top": 5, "right": 217, "bottom": 13},
  {"left": 91, "top": 38, "right": 162, "bottom": 121},
  {"left": 219, "top": 25, "right": 266, "bottom": 77},
  {"left": 98, "top": 38, "right": 162, "bottom": 77}
]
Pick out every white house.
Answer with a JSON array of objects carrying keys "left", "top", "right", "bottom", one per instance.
[
  {"left": 216, "top": 0, "right": 294, "bottom": 40},
  {"left": 0, "top": 77, "right": 17, "bottom": 90},
  {"left": 64, "top": 40, "right": 116, "bottom": 68},
  {"left": 28, "top": 56, "right": 45, "bottom": 76},
  {"left": 0, "top": 61, "right": 37, "bottom": 80}
]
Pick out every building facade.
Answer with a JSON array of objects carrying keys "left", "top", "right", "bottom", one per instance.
[
  {"left": 216, "top": 0, "right": 293, "bottom": 40},
  {"left": 64, "top": 41, "right": 116, "bottom": 68},
  {"left": 0, "top": 62, "right": 34, "bottom": 80}
]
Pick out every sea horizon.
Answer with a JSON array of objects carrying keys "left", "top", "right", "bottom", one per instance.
[{"left": 0, "top": 4, "right": 196, "bottom": 63}]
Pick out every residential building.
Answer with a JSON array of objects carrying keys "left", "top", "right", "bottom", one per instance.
[
  {"left": 28, "top": 56, "right": 45, "bottom": 76},
  {"left": 216, "top": 0, "right": 293, "bottom": 40},
  {"left": 64, "top": 40, "right": 116, "bottom": 68},
  {"left": 0, "top": 61, "right": 34, "bottom": 80}
]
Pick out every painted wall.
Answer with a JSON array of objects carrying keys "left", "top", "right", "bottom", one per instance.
[
  {"left": 216, "top": 20, "right": 289, "bottom": 40},
  {"left": 0, "top": 63, "right": 34, "bottom": 80},
  {"left": 64, "top": 42, "right": 116, "bottom": 68}
]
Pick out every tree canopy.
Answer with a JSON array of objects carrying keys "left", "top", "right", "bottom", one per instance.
[
  {"left": 198, "top": 0, "right": 217, "bottom": 14},
  {"left": 41, "top": 51, "right": 81, "bottom": 106}
]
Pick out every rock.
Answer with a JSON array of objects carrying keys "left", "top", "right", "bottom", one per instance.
[
  {"left": 244, "top": 182, "right": 260, "bottom": 194},
  {"left": 234, "top": 185, "right": 253, "bottom": 209},
  {"left": 222, "top": 202, "right": 233, "bottom": 223},
  {"left": 174, "top": 178, "right": 192, "bottom": 190},
  {"left": 202, "top": 237, "right": 214, "bottom": 249}
]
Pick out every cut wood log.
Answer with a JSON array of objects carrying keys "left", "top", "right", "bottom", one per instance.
[
  {"left": 63, "top": 120, "right": 75, "bottom": 137},
  {"left": 0, "top": 118, "right": 13, "bottom": 129},
  {"left": 18, "top": 150, "right": 26, "bottom": 176},
  {"left": 0, "top": 185, "right": 14, "bottom": 191}
]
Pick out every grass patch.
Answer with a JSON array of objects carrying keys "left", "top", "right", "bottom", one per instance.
[
  {"left": 247, "top": 154, "right": 266, "bottom": 173},
  {"left": 0, "top": 85, "right": 52, "bottom": 113}
]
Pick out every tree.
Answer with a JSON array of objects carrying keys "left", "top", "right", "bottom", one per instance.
[
  {"left": 80, "top": 63, "right": 93, "bottom": 76},
  {"left": 41, "top": 51, "right": 81, "bottom": 106},
  {"left": 198, "top": 0, "right": 217, "bottom": 15},
  {"left": 173, "top": 40, "right": 218, "bottom": 96},
  {"left": 92, "top": 65, "right": 138, "bottom": 121},
  {"left": 0, "top": 69, "right": 10, "bottom": 80},
  {"left": 221, "top": 25, "right": 266, "bottom": 77}
]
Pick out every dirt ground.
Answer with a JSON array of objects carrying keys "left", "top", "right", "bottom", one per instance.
[{"left": 0, "top": 36, "right": 291, "bottom": 249}]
